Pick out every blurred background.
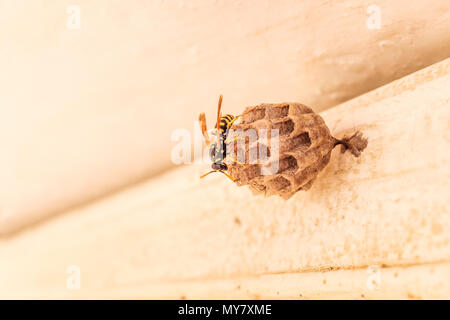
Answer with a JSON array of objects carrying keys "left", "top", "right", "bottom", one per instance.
[{"left": 0, "top": 0, "right": 449, "bottom": 299}]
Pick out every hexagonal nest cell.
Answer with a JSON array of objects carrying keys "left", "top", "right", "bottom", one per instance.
[{"left": 226, "top": 102, "right": 368, "bottom": 199}]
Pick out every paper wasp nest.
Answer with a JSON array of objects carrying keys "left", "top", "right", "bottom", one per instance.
[{"left": 227, "top": 103, "right": 367, "bottom": 199}]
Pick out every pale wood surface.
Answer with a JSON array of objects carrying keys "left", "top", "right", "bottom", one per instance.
[
  {"left": 0, "top": 59, "right": 449, "bottom": 299},
  {"left": 2, "top": 0, "right": 450, "bottom": 234},
  {"left": 4, "top": 262, "right": 449, "bottom": 299}
]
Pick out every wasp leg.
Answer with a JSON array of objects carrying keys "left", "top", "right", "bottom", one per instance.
[
  {"left": 219, "top": 170, "right": 236, "bottom": 181},
  {"left": 200, "top": 170, "right": 215, "bottom": 179},
  {"left": 216, "top": 95, "right": 223, "bottom": 146},
  {"left": 233, "top": 107, "right": 257, "bottom": 121},
  {"left": 198, "top": 113, "right": 211, "bottom": 146},
  {"left": 225, "top": 156, "right": 246, "bottom": 165}
]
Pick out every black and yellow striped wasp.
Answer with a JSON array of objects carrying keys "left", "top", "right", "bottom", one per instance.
[{"left": 198, "top": 95, "right": 245, "bottom": 181}]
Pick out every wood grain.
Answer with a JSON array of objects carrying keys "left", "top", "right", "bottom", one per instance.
[
  {"left": 2, "top": 0, "right": 450, "bottom": 234},
  {"left": 0, "top": 58, "right": 449, "bottom": 298}
]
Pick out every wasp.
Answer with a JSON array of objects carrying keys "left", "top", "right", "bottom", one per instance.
[{"left": 198, "top": 95, "right": 246, "bottom": 181}]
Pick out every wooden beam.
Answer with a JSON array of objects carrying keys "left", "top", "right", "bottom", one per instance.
[
  {"left": 0, "top": 58, "right": 449, "bottom": 299},
  {"left": 2, "top": 0, "right": 450, "bottom": 235}
]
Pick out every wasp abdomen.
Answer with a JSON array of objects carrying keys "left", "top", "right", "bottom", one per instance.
[{"left": 219, "top": 114, "right": 235, "bottom": 134}]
